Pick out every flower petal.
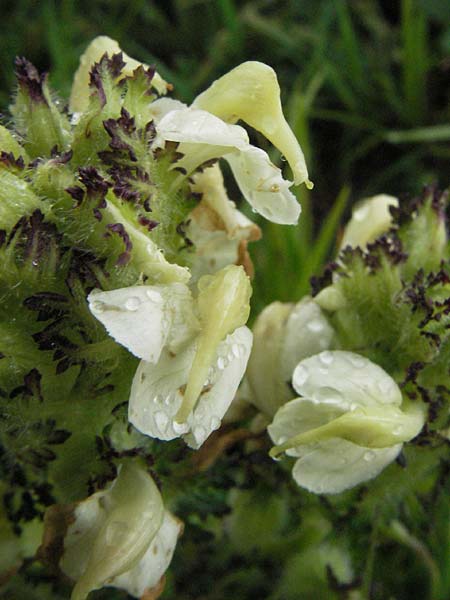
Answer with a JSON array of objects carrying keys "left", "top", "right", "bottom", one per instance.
[
  {"left": 155, "top": 108, "right": 301, "bottom": 224},
  {"left": 188, "top": 164, "right": 261, "bottom": 279},
  {"left": 183, "top": 326, "right": 253, "bottom": 449},
  {"left": 70, "top": 36, "right": 168, "bottom": 113},
  {"left": 61, "top": 464, "right": 164, "bottom": 600},
  {"left": 291, "top": 438, "right": 402, "bottom": 494},
  {"left": 268, "top": 397, "right": 345, "bottom": 458},
  {"left": 128, "top": 326, "right": 252, "bottom": 448},
  {"left": 225, "top": 146, "right": 301, "bottom": 224},
  {"left": 193, "top": 61, "right": 311, "bottom": 187},
  {"left": 110, "top": 510, "right": 182, "bottom": 598},
  {"left": 148, "top": 97, "right": 187, "bottom": 123},
  {"left": 156, "top": 107, "right": 248, "bottom": 151},
  {"left": 245, "top": 301, "right": 294, "bottom": 416},
  {"left": 88, "top": 283, "right": 198, "bottom": 362},
  {"left": 280, "top": 297, "right": 335, "bottom": 383},
  {"left": 340, "top": 194, "right": 398, "bottom": 250},
  {"left": 176, "top": 265, "right": 251, "bottom": 423},
  {"left": 292, "top": 351, "right": 402, "bottom": 409}
]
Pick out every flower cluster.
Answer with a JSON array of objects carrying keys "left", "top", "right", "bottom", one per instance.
[
  {"left": 0, "top": 36, "right": 310, "bottom": 599},
  {"left": 245, "top": 190, "right": 449, "bottom": 495}
]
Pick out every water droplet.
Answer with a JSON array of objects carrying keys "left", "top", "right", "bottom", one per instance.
[
  {"left": 91, "top": 300, "right": 104, "bottom": 313},
  {"left": 378, "top": 378, "right": 396, "bottom": 396},
  {"left": 173, "top": 420, "right": 189, "bottom": 434},
  {"left": 193, "top": 425, "right": 207, "bottom": 444},
  {"left": 105, "top": 520, "right": 128, "bottom": 545},
  {"left": 210, "top": 416, "right": 221, "bottom": 431},
  {"left": 232, "top": 343, "right": 241, "bottom": 358},
  {"left": 217, "top": 357, "right": 227, "bottom": 370},
  {"left": 152, "top": 395, "right": 161, "bottom": 405},
  {"left": 195, "top": 405, "right": 205, "bottom": 419},
  {"left": 363, "top": 450, "right": 376, "bottom": 462},
  {"left": 125, "top": 296, "right": 141, "bottom": 311},
  {"left": 312, "top": 386, "right": 345, "bottom": 406},
  {"left": 294, "top": 364, "right": 309, "bottom": 386},
  {"left": 348, "top": 354, "right": 367, "bottom": 368},
  {"left": 155, "top": 411, "right": 169, "bottom": 433},
  {"left": 353, "top": 204, "right": 370, "bottom": 222},
  {"left": 146, "top": 289, "right": 161, "bottom": 302},
  {"left": 307, "top": 319, "right": 324, "bottom": 333},
  {"left": 393, "top": 425, "right": 403, "bottom": 436},
  {"left": 164, "top": 394, "right": 172, "bottom": 406},
  {"left": 319, "top": 351, "right": 334, "bottom": 365}
]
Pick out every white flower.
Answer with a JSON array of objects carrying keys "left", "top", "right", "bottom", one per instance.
[
  {"left": 154, "top": 106, "right": 302, "bottom": 224},
  {"left": 60, "top": 463, "right": 182, "bottom": 600},
  {"left": 339, "top": 194, "right": 398, "bottom": 250},
  {"left": 88, "top": 265, "right": 253, "bottom": 448},
  {"left": 193, "top": 60, "right": 311, "bottom": 188},
  {"left": 268, "top": 350, "right": 425, "bottom": 494},
  {"left": 187, "top": 163, "right": 261, "bottom": 279},
  {"left": 245, "top": 297, "right": 334, "bottom": 417}
]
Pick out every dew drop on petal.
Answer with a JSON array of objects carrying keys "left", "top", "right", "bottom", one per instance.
[
  {"left": 393, "top": 425, "right": 403, "bottom": 436},
  {"left": 91, "top": 300, "right": 104, "bottom": 313},
  {"left": 353, "top": 204, "right": 370, "bottom": 222},
  {"left": 210, "top": 416, "right": 221, "bottom": 431},
  {"left": 146, "top": 289, "right": 161, "bottom": 302},
  {"left": 307, "top": 319, "right": 324, "bottom": 333},
  {"left": 377, "top": 378, "right": 396, "bottom": 397},
  {"left": 348, "top": 354, "right": 367, "bottom": 368},
  {"left": 217, "top": 357, "right": 227, "bottom": 370},
  {"left": 294, "top": 364, "right": 309, "bottom": 386},
  {"left": 319, "top": 351, "right": 334, "bottom": 366},
  {"left": 155, "top": 411, "right": 169, "bottom": 433},
  {"left": 105, "top": 520, "right": 128, "bottom": 545},
  {"left": 363, "top": 450, "right": 376, "bottom": 462},
  {"left": 195, "top": 405, "right": 205, "bottom": 420},
  {"left": 125, "top": 296, "right": 141, "bottom": 311},
  {"left": 173, "top": 420, "right": 189, "bottom": 434},
  {"left": 193, "top": 425, "right": 207, "bottom": 444},
  {"left": 232, "top": 343, "right": 241, "bottom": 358}
]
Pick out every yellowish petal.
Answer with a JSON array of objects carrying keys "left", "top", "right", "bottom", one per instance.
[
  {"left": 193, "top": 61, "right": 311, "bottom": 187},
  {"left": 69, "top": 36, "right": 169, "bottom": 113}
]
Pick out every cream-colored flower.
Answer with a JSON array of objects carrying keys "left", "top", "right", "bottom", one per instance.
[
  {"left": 268, "top": 351, "right": 425, "bottom": 494},
  {"left": 88, "top": 265, "right": 252, "bottom": 448},
  {"left": 60, "top": 464, "right": 182, "bottom": 600},
  {"left": 339, "top": 194, "right": 398, "bottom": 250},
  {"left": 245, "top": 297, "right": 334, "bottom": 417}
]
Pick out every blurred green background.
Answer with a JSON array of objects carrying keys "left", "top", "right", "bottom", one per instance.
[{"left": 0, "top": 0, "right": 449, "bottom": 310}]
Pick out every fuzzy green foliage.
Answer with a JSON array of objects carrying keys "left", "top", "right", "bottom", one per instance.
[{"left": 0, "top": 55, "right": 198, "bottom": 567}]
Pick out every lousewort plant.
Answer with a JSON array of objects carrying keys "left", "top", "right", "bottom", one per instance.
[{"left": 0, "top": 37, "right": 449, "bottom": 600}]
